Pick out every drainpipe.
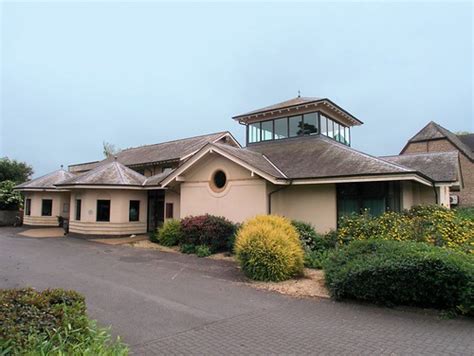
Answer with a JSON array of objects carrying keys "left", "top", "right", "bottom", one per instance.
[{"left": 268, "top": 180, "right": 292, "bottom": 214}]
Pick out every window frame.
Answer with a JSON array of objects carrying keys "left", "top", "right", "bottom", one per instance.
[
  {"left": 41, "top": 199, "right": 53, "bottom": 217},
  {"left": 246, "top": 111, "right": 350, "bottom": 146},
  {"left": 96, "top": 200, "right": 111, "bottom": 222}
]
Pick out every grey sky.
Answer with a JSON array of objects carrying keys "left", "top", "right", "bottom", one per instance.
[{"left": 1, "top": 1, "right": 472, "bottom": 177}]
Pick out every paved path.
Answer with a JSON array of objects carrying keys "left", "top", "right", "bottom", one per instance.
[{"left": 1, "top": 227, "right": 472, "bottom": 355}]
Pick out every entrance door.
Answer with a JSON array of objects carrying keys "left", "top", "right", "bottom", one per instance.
[{"left": 147, "top": 190, "right": 165, "bottom": 232}]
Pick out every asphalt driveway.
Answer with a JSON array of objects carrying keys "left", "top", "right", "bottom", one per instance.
[{"left": 1, "top": 227, "right": 473, "bottom": 355}]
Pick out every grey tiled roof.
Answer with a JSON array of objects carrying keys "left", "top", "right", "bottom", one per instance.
[
  {"left": 234, "top": 97, "right": 323, "bottom": 118},
  {"left": 247, "top": 135, "right": 413, "bottom": 180},
  {"left": 406, "top": 121, "right": 474, "bottom": 161},
  {"left": 69, "top": 132, "right": 233, "bottom": 172},
  {"left": 457, "top": 133, "right": 474, "bottom": 152},
  {"left": 381, "top": 151, "right": 460, "bottom": 183},
  {"left": 211, "top": 142, "right": 286, "bottom": 179},
  {"left": 58, "top": 161, "right": 146, "bottom": 187},
  {"left": 144, "top": 170, "right": 174, "bottom": 186},
  {"left": 15, "top": 169, "right": 75, "bottom": 190}
]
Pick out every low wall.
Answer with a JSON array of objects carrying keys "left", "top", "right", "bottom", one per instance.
[{"left": 0, "top": 210, "right": 19, "bottom": 226}]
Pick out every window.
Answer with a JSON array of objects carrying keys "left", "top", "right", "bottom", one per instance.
[
  {"left": 63, "top": 203, "right": 69, "bottom": 213},
  {"left": 96, "top": 200, "right": 110, "bottom": 222},
  {"left": 41, "top": 199, "right": 52, "bottom": 216},
  {"left": 289, "top": 115, "right": 303, "bottom": 137},
  {"left": 261, "top": 120, "right": 273, "bottom": 141},
  {"left": 274, "top": 118, "right": 288, "bottom": 139},
  {"left": 210, "top": 170, "right": 227, "bottom": 192},
  {"left": 327, "top": 118, "right": 334, "bottom": 138},
  {"left": 249, "top": 122, "right": 261, "bottom": 143},
  {"left": 334, "top": 122, "right": 340, "bottom": 142},
  {"left": 25, "top": 199, "right": 31, "bottom": 216},
  {"left": 165, "top": 203, "right": 174, "bottom": 219},
  {"left": 337, "top": 182, "right": 400, "bottom": 221},
  {"left": 129, "top": 200, "right": 140, "bottom": 222},
  {"left": 246, "top": 111, "right": 349, "bottom": 145},
  {"left": 303, "top": 113, "right": 318, "bottom": 135},
  {"left": 75, "top": 199, "right": 82, "bottom": 221},
  {"left": 320, "top": 116, "right": 328, "bottom": 136}
]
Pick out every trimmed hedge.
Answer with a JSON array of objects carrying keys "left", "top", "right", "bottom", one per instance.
[
  {"left": 157, "top": 219, "right": 183, "bottom": 246},
  {"left": 235, "top": 215, "right": 304, "bottom": 281},
  {"left": 0, "top": 288, "right": 127, "bottom": 354},
  {"left": 324, "top": 240, "right": 474, "bottom": 315},
  {"left": 180, "top": 214, "right": 237, "bottom": 252}
]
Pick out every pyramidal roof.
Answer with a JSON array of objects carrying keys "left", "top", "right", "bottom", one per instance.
[
  {"left": 58, "top": 161, "right": 146, "bottom": 187},
  {"left": 15, "top": 169, "right": 75, "bottom": 190},
  {"left": 404, "top": 121, "right": 474, "bottom": 161}
]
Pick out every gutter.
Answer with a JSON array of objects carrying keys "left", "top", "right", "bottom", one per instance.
[{"left": 268, "top": 180, "right": 293, "bottom": 214}]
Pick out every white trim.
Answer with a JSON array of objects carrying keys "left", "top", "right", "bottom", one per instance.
[
  {"left": 179, "top": 132, "right": 242, "bottom": 162},
  {"left": 291, "top": 174, "right": 433, "bottom": 186},
  {"left": 15, "top": 188, "right": 70, "bottom": 192},
  {"left": 160, "top": 144, "right": 288, "bottom": 187},
  {"left": 261, "top": 154, "right": 288, "bottom": 178}
]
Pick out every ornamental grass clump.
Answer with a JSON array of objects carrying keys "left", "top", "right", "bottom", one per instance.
[{"left": 235, "top": 215, "right": 304, "bottom": 282}]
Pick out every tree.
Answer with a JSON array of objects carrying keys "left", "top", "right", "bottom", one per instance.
[
  {"left": 0, "top": 180, "right": 23, "bottom": 210},
  {"left": 0, "top": 157, "right": 33, "bottom": 183},
  {"left": 103, "top": 142, "right": 121, "bottom": 158},
  {"left": 455, "top": 131, "right": 472, "bottom": 136}
]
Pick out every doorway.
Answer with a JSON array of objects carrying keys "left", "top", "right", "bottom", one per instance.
[{"left": 147, "top": 190, "right": 165, "bottom": 232}]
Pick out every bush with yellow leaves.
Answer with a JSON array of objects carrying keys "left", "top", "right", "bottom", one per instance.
[
  {"left": 338, "top": 205, "right": 474, "bottom": 253},
  {"left": 235, "top": 215, "right": 304, "bottom": 281}
]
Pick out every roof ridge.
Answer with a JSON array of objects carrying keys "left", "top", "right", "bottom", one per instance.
[
  {"left": 114, "top": 161, "right": 127, "bottom": 184},
  {"left": 120, "top": 131, "right": 229, "bottom": 152},
  {"left": 381, "top": 151, "right": 459, "bottom": 158}
]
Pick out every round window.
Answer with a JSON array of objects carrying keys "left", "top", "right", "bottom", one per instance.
[{"left": 211, "top": 170, "right": 227, "bottom": 191}]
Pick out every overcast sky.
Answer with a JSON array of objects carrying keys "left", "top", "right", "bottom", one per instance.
[{"left": 1, "top": 1, "right": 472, "bottom": 177}]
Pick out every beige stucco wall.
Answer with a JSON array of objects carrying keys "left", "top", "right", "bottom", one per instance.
[
  {"left": 401, "top": 181, "right": 437, "bottom": 208},
  {"left": 179, "top": 154, "right": 268, "bottom": 222},
  {"left": 270, "top": 184, "right": 337, "bottom": 233},
  {"left": 23, "top": 191, "right": 70, "bottom": 226},
  {"left": 165, "top": 190, "right": 181, "bottom": 220},
  {"left": 69, "top": 189, "right": 147, "bottom": 235}
]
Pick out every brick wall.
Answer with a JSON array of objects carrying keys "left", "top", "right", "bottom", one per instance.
[{"left": 403, "top": 139, "right": 474, "bottom": 207}]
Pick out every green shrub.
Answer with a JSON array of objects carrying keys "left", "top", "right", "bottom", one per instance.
[
  {"left": 324, "top": 240, "right": 474, "bottom": 315},
  {"left": 456, "top": 207, "right": 474, "bottom": 221},
  {"left": 149, "top": 230, "right": 159, "bottom": 243},
  {"left": 304, "top": 250, "right": 331, "bottom": 269},
  {"left": 180, "top": 243, "right": 196, "bottom": 254},
  {"left": 0, "top": 288, "right": 128, "bottom": 355},
  {"left": 291, "top": 220, "right": 338, "bottom": 253},
  {"left": 195, "top": 245, "right": 212, "bottom": 257},
  {"left": 157, "top": 219, "right": 183, "bottom": 246},
  {"left": 180, "top": 214, "right": 237, "bottom": 252},
  {"left": 338, "top": 205, "right": 474, "bottom": 253},
  {"left": 235, "top": 215, "right": 304, "bottom": 282}
]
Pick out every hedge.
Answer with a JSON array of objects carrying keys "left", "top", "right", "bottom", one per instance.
[
  {"left": 0, "top": 288, "right": 127, "bottom": 355},
  {"left": 323, "top": 240, "right": 474, "bottom": 315}
]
